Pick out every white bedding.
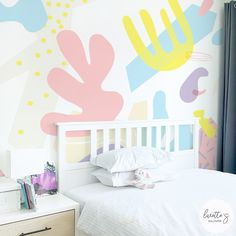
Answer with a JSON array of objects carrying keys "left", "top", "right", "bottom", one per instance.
[
  {"left": 73, "top": 169, "right": 236, "bottom": 236},
  {"left": 66, "top": 181, "right": 124, "bottom": 210}
]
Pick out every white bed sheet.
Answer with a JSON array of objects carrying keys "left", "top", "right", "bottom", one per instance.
[
  {"left": 71, "top": 169, "right": 236, "bottom": 236},
  {"left": 66, "top": 182, "right": 130, "bottom": 210}
]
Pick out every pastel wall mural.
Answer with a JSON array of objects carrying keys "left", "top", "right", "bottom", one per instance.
[
  {"left": 41, "top": 30, "right": 124, "bottom": 136},
  {"left": 0, "top": 0, "right": 47, "bottom": 32},
  {"left": 0, "top": 0, "right": 223, "bottom": 170},
  {"left": 123, "top": 0, "right": 194, "bottom": 71},
  {"left": 180, "top": 67, "right": 208, "bottom": 103}
]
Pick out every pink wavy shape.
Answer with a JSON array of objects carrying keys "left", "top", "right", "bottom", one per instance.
[
  {"left": 41, "top": 30, "right": 123, "bottom": 136},
  {"left": 199, "top": 0, "right": 214, "bottom": 16},
  {"left": 199, "top": 118, "right": 217, "bottom": 169}
]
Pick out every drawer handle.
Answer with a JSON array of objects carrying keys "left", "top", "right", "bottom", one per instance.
[{"left": 19, "top": 227, "right": 52, "bottom": 236}]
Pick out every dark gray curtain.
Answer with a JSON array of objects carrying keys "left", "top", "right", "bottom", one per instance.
[{"left": 217, "top": 1, "right": 236, "bottom": 173}]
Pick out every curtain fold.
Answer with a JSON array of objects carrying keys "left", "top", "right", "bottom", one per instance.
[{"left": 217, "top": 1, "right": 236, "bottom": 173}]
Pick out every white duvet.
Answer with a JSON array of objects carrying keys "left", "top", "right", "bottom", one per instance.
[{"left": 77, "top": 169, "right": 236, "bottom": 236}]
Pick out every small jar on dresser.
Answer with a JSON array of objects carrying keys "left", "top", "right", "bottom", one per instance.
[{"left": 0, "top": 193, "right": 79, "bottom": 236}]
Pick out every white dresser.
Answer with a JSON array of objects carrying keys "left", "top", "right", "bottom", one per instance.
[
  {"left": 0, "top": 177, "right": 21, "bottom": 214},
  {"left": 0, "top": 193, "right": 79, "bottom": 236}
]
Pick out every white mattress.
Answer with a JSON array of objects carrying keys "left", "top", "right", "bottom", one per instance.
[{"left": 67, "top": 169, "right": 236, "bottom": 236}]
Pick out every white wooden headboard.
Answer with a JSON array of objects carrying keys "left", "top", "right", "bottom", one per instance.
[{"left": 57, "top": 119, "right": 199, "bottom": 193}]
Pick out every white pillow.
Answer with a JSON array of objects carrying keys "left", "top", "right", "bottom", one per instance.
[
  {"left": 92, "top": 167, "right": 179, "bottom": 187},
  {"left": 90, "top": 147, "right": 168, "bottom": 173},
  {"left": 92, "top": 168, "right": 135, "bottom": 187}
]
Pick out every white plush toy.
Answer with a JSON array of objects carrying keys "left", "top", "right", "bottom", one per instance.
[{"left": 132, "top": 168, "right": 155, "bottom": 190}]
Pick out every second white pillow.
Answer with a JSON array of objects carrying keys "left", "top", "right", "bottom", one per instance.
[{"left": 90, "top": 147, "right": 168, "bottom": 173}]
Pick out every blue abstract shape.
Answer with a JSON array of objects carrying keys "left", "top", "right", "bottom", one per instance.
[
  {"left": 212, "top": 28, "right": 223, "bottom": 46},
  {"left": 126, "top": 4, "right": 217, "bottom": 91},
  {"left": 152, "top": 91, "right": 192, "bottom": 150},
  {"left": 0, "top": 0, "right": 47, "bottom": 32},
  {"left": 152, "top": 91, "right": 168, "bottom": 149},
  {"left": 153, "top": 91, "right": 168, "bottom": 119},
  {"left": 179, "top": 125, "right": 193, "bottom": 150}
]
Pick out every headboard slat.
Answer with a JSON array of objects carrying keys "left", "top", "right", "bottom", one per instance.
[
  {"left": 174, "top": 125, "right": 179, "bottom": 152},
  {"left": 91, "top": 129, "right": 97, "bottom": 157},
  {"left": 115, "top": 128, "right": 121, "bottom": 149},
  {"left": 146, "top": 126, "right": 152, "bottom": 147},
  {"left": 103, "top": 128, "right": 109, "bottom": 153},
  {"left": 126, "top": 128, "right": 131, "bottom": 147},
  {"left": 156, "top": 126, "right": 161, "bottom": 149},
  {"left": 165, "top": 126, "right": 171, "bottom": 152},
  {"left": 136, "top": 127, "right": 142, "bottom": 146}
]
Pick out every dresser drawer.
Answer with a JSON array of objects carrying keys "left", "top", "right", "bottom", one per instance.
[
  {"left": 0, "top": 210, "right": 74, "bottom": 236},
  {"left": 0, "top": 190, "right": 21, "bottom": 214}
]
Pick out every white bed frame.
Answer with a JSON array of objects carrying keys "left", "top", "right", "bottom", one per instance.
[{"left": 57, "top": 119, "right": 199, "bottom": 193}]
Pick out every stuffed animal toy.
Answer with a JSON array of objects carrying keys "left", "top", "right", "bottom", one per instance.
[{"left": 132, "top": 168, "right": 155, "bottom": 190}]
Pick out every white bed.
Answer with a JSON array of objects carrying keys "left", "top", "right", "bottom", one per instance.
[
  {"left": 67, "top": 169, "right": 236, "bottom": 236},
  {"left": 56, "top": 120, "right": 236, "bottom": 236}
]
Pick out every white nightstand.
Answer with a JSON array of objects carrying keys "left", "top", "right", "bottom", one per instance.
[{"left": 0, "top": 193, "right": 79, "bottom": 236}]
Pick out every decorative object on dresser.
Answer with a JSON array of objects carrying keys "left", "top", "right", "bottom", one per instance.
[
  {"left": 0, "top": 177, "right": 21, "bottom": 214},
  {"left": 0, "top": 193, "right": 79, "bottom": 236},
  {"left": 31, "top": 162, "right": 58, "bottom": 196},
  {"left": 17, "top": 178, "right": 37, "bottom": 210}
]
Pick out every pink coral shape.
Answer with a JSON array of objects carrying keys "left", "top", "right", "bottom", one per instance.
[
  {"left": 41, "top": 30, "right": 123, "bottom": 136},
  {"left": 199, "top": 118, "right": 217, "bottom": 170},
  {"left": 199, "top": 0, "right": 214, "bottom": 16}
]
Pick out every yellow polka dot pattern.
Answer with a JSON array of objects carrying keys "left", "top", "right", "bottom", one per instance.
[
  {"left": 16, "top": 60, "right": 23, "bottom": 66},
  {"left": 18, "top": 130, "right": 24, "bottom": 135},
  {"left": 63, "top": 12, "right": 68, "bottom": 17},
  {"left": 35, "top": 53, "right": 41, "bottom": 58},
  {"left": 43, "top": 92, "right": 49, "bottom": 99},
  {"left": 61, "top": 61, "right": 68, "bottom": 66},
  {"left": 46, "top": 49, "right": 53, "bottom": 54},
  {"left": 46, "top": 1, "right": 51, "bottom": 7},
  {"left": 34, "top": 71, "right": 41, "bottom": 77},
  {"left": 11, "top": 0, "right": 93, "bottom": 145},
  {"left": 41, "top": 38, "right": 47, "bottom": 43},
  {"left": 51, "top": 29, "right": 57, "bottom": 34},
  {"left": 27, "top": 101, "right": 34, "bottom": 106}
]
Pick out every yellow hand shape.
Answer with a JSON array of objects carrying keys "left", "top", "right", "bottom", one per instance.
[{"left": 123, "top": 0, "right": 194, "bottom": 71}]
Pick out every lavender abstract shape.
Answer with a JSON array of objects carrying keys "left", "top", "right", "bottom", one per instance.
[
  {"left": 180, "top": 67, "right": 208, "bottom": 103},
  {"left": 0, "top": 0, "right": 47, "bottom": 32}
]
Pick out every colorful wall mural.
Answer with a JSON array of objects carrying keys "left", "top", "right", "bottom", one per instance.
[{"left": 0, "top": 0, "right": 223, "bottom": 170}]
